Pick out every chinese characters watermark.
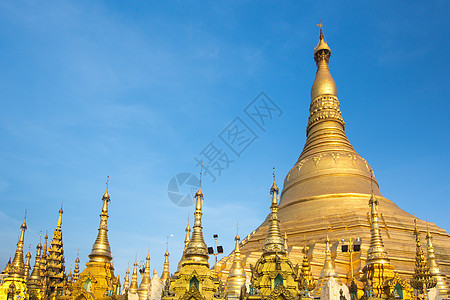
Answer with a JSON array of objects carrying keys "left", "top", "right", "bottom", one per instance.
[{"left": 167, "top": 92, "right": 282, "bottom": 207}]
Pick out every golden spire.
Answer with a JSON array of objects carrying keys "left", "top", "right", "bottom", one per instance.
[
  {"left": 28, "top": 241, "right": 42, "bottom": 284},
  {"left": 263, "top": 169, "right": 285, "bottom": 254},
  {"left": 24, "top": 248, "right": 31, "bottom": 278},
  {"left": 299, "top": 245, "right": 315, "bottom": 292},
  {"left": 313, "top": 235, "right": 337, "bottom": 296},
  {"left": 56, "top": 206, "right": 63, "bottom": 231},
  {"left": 311, "top": 22, "right": 337, "bottom": 103},
  {"left": 138, "top": 253, "right": 151, "bottom": 300},
  {"left": 39, "top": 233, "right": 48, "bottom": 279},
  {"left": 73, "top": 252, "right": 80, "bottom": 282},
  {"left": 176, "top": 219, "right": 191, "bottom": 272},
  {"left": 184, "top": 219, "right": 191, "bottom": 249},
  {"left": 366, "top": 187, "right": 390, "bottom": 265},
  {"left": 123, "top": 267, "right": 130, "bottom": 291},
  {"left": 411, "top": 219, "right": 436, "bottom": 291},
  {"left": 2, "top": 257, "right": 11, "bottom": 275},
  {"left": 88, "top": 178, "right": 113, "bottom": 263},
  {"left": 9, "top": 218, "right": 27, "bottom": 278},
  {"left": 129, "top": 259, "right": 139, "bottom": 294},
  {"left": 425, "top": 223, "right": 449, "bottom": 295},
  {"left": 321, "top": 235, "right": 337, "bottom": 278},
  {"left": 224, "top": 226, "right": 246, "bottom": 297},
  {"left": 366, "top": 171, "right": 389, "bottom": 264},
  {"left": 184, "top": 186, "right": 209, "bottom": 264},
  {"left": 161, "top": 246, "right": 170, "bottom": 283}
]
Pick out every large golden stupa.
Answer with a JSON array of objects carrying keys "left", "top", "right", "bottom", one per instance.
[{"left": 216, "top": 27, "right": 450, "bottom": 285}]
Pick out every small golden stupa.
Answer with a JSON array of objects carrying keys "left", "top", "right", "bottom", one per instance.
[
  {"left": 70, "top": 184, "right": 120, "bottom": 300},
  {"left": 162, "top": 187, "right": 219, "bottom": 300}
]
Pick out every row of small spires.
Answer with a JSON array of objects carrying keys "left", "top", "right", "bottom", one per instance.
[{"left": 2, "top": 168, "right": 448, "bottom": 298}]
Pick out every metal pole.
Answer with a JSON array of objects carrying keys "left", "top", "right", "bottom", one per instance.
[
  {"left": 350, "top": 236, "right": 354, "bottom": 281},
  {"left": 214, "top": 236, "right": 218, "bottom": 266}
]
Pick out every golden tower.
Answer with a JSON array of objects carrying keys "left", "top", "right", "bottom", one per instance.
[
  {"left": 245, "top": 178, "right": 299, "bottom": 300},
  {"left": 0, "top": 219, "right": 28, "bottom": 300},
  {"left": 175, "top": 220, "right": 190, "bottom": 274},
  {"left": 224, "top": 229, "right": 246, "bottom": 299},
  {"left": 411, "top": 220, "right": 436, "bottom": 294},
  {"left": 47, "top": 207, "right": 66, "bottom": 296},
  {"left": 128, "top": 260, "right": 139, "bottom": 295},
  {"left": 28, "top": 241, "right": 44, "bottom": 300},
  {"left": 313, "top": 235, "right": 337, "bottom": 296},
  {"left": 426, "top": 224, "right": 449, "bottom": 297},
  {"left": 162, "top": 187, "right": 218, "bottom": 300},
  {"left": 121, "top": 268, "right": 129, "bottom": 294},
  {"left": 137, "top": 253, "right": 151, "bottom": 300},
  {"left": 25, "top": 248, "right": 32, "bottom": 279},
  {"left": 160, "top": 248, "right": 170, "bottom": 284},
  {"left": 298, "top": 245, "right": 315, "bottom": 295},
  {"left": 39, "top": 233, "right": 49, "bottom": 294},
  {"left": 2, "top": 258, "right": 11, "bottom": 275},
  {"left": 360, "top": 193, "right": 414, "bottom": 299},
  {"left": 71, "top": 183, "right": 119, "bottom": 300},
  {"left": 216, "top": 24, "right": 450, "bottom": 287},
  {"left": 73, "top": 254, "right": 80, "bottom": 283}
]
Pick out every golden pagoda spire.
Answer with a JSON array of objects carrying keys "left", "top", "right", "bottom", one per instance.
[
  {"left": 39, "top": 233, "right": 48, "bottom": 281},
  {"left": 88, "top": 178, "right": 113, "bottom": 263},
  {"left": 129, "top": 259, "right": 139, "bottom": 294},
  {"left": 161, "top": 246, "right": 170, "bottom": 283},
  {"left": 24, "top": 247, "right": 31, "bottom": 278},
  {"left": 263, "top": 169, "right": 285, "bottom": 254},
  {"left": 28, "top": 241, "right": 42, "bottom": 281},
  {"left": 73, "top": 252, "right": 80, "bottom": 282},
  {"left": 411, "top": 219, "right": 436, "bottom": 292},
  {"left": 313, "top": 235, "right": 337, "bottom": 296},
  {"left": 299, "top": 245, "right": 315, "bottom": 292},
  {"left": 184, "top": 219, "right": 191, "bottom": 249},
  {"left": 27, "top": 241, "right": 43, "bottom": 297},
  {"left": 9, "top": 218, "right": 27, "bottom": 278},
  {"left": 322, "top": 235, "right": 337, "bottom": 278},
  {"left": 123, "top": 267, "right": 130, "bottom": 291},
  {"left": 56, "top": 206, "right": 63, "bottom": 230},
  {"left": 138, "top": 253, "right": 151, "bottom": 300},
  {"left": 47, "top": 206, "right": 66, "bottom": 294},
  {"left": 425, "top": 223, "right": 449, "bottom": 296},
  {"left": 2, "top": 257, "right": 11, "bottom": 275},
  {"left": 224, "top": 226, "right": 246, "bottom": 297},
  {"left": 184, "top": 186, "right": 209, "bottom": 265},
  {"left": 176, "top": 218, "right": 191, "bottom": 273},
  {"left": 366, "top": 186, "right": 390, "bottom": 265},
  {"left": 310, "top": 22, "right": 337, "bottom": 102}
]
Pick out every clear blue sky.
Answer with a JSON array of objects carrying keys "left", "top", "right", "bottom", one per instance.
[{"left": 0, "top": 1, "right": 449, "bottom": 280}]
